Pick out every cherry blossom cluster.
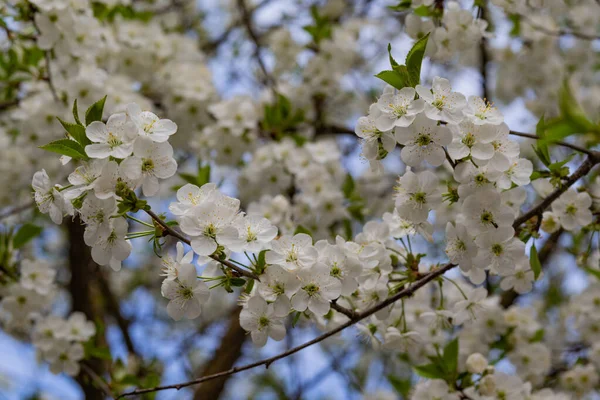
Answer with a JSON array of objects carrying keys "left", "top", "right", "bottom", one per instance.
[
  {"left": 238, "top": 138, "right": 349, "bottom": 238},
  {"left": 33, "top": 103, "right": 178, "bottom": 270},
  {"left": 491, "top": 0, "right": 600, "bottom": 119},
  {"left": 403, "top": 1, "right": 490, "bottom": 63},
  {"left": 0, "top": 259, "right": 96, "bottom": 376}
]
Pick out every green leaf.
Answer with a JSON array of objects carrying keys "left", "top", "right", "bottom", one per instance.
[
  {"left": 387, "top": 43, "right": 400, "bottom": 69},
  {"left": 13, "top": 223, "right": 42, "bottom": 249},
  {"left": 292, "top": 311, "right": 302, "bottom": 327},
  {"left": 548, "top": 154, "right": 574, "bottom": 173},
  {"left": 40, "top": 139, "right": 89, "bottom": 160},
  {"left": 387, "top": 375, "right": 411, "bottom": 397},
  {"left": 342, "top": 173, "right": 355, "bottom": 198},
  {"left": 256, "top": 249, "right": 268, "bottom": 274},
  {"left": 84, "top": 341, "right": 112, "bottom": 361},
  {"left": 442, "top": 338, "right": 459, "bottom": 376},
  {"left": 584, "top": 267, "right": 600, "bottom": 280},
  {"left": 509, "top": 14, "right": 521, "bottom": 36},
  {"left": 85, "top": 95, "right": 107, "bottom": 126},
  {"left": 244, "top": 278, "right": 255, "bottom": 294},
  {"left": 414, "top": 363, "right": 446, "bottom": 380},
  {"left": 530, "top": 170, "right": 550, "bottom": 181},
  {"left": 413, "top": 5, "right": 432, "bottom": 16},
  {"left": 529, "top": 328, "right": 545, "bottom": 343},
  {"left": 375, "top": 70, "right": 408, "bottom": 90},
  {"left": 388, "top": 0, "right": 411, "bottom": 11},
  {"left": 405, "top": 33, "right": 430, "bottom": 87},
  {"left": 230, "top": 278, "right": 246, "bottom": 287},
  {"left": 72, "top": 99, "right": 83, "bottom": 126},
  {"left": 294, "top": 225, "right": 313, "bottom": 238},
  {"left": 178, "top": 172, "right": 198, "bottom": 185},
  {"left": 57, "top": 117, "right": 90, "bottom": 146},
  {"left": 197, "top": 164, "right": 211, "bottom": 186},
  {"left": 533, "top": 116, "right": 551, "bottom": 167},
  {"left": 530, "top": 243, "right": 542, "bottom": 280}
]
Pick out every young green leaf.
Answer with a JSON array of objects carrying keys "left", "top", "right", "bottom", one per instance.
[
  {"left": 57, "top": 117, "right": 90, "bottom": 146},
  {"left": 387, "top": 375, "right": 411, "bottom": 397},
  {"left": 442, "top": 338, "right": 459, "bottom": 376},
  {"left": 342, "top": 173, "right": 356, "bottom": 198},
  {"left": 375, "top": 70, "right": 408, "bottom": 90},
  {"left": 294, "top": 225, "right": 313, "bottom": 239},
  {"left": 40, "top": 139, "right": 89, "bottom": 160},
  {"left": 85, "top": 95, "right": 107, "bottom": 126},
  {"left": 405, "top": 33, "right": 430, "bottom": 87},
  {"left": 13, "top": 223, "right": 43, "bottom": 249},
  {"left": 530, "top": 243, "right": 542, "bottom": 280},
  {"left": 533, "top": 116, "right": 551, "bottom": 167},
  {"left": 388, "top": 0, "right": 412, "bottom": 11},
  {"left": 414, "top": 362, "right": 446, "bottom": 380},
  {"left": 72, "top": 99, "right": 83, "bottom": 126}
]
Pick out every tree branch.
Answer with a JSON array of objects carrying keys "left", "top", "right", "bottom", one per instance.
[
  {"left": 96, "top": 270, "right": 138, "bottom": 356},
  {"left": 144, "top": 209, "right": 260, "bottom": 281},
  {"left": 0, "top": 201, "right": 35, "bottom": 221},
  {"left": 116, "top": 262, "right": 456, "bottom": 398},
  {"left": 509, "top": 130, "right": 595, "bottom": 157},
  {"left": 236, "top": 0, "right": 275, "bottom": 88},
  {"left": 513, "top": 154, "right": 600, "bottom": 230},
  {"left": 519, "top": 13, "right": 600, "bottom": 41}
]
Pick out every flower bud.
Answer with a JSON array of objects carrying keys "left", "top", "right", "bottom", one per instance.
[
  {"left": 466, "top": 352, "right": 488, "bottom": 374},
  {"left": 479, "top": 375, "right": 496, "bottom": 396}
]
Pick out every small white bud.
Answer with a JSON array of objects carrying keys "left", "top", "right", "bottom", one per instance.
[
  {"left": 466, "top": 352, "right": 488, "bottom": 374},
  {"left": 479, "top": 375, "right": 496, "bottom": 396}
]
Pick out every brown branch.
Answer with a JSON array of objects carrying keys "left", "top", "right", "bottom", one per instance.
[
  {"left": 317, "top": 124, "right": 595, "bottom": 159},
  {"left": 0, "top": 201, "right": 35, "bottom": 221},
  {"left": 96, "top": 270, "right": 138, "bottom": 356},
  {"left": 509, "top": 130, "right": 595, "bottom": 157},
  {"left": 519, "top": 13, "right": 600, "bottom": 41},
  {"left": 144, "top": 209, "right": 260, "bottom": 281},
  {"left": 81, "top": 363, "right": 115, "bottom": 399},
  {"left": 201, "top": 0, "right": 274, "bottom": 53},
  {"left": 0, "top": 99, "right": 20, "bottom": 111},
  {"left": 513, "top": 154, "right": 600, "bottom": 230},
  {"left": 67, "top": 218, "right": 108, "bottom": 400},
  {"left": 116, "top": 262, "right": 456, "bottom": 398},
  {"left": 236, "top": 0, "right": 275, "bottom": 88},
  {"left": 192, "top": 308, "right": 247, "bottom": 400},
  {"left": 500, "top": 228, "right": 563, "bottom": 308}
]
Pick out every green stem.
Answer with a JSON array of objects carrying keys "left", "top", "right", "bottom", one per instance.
[{"left": 126, "top": 214, "right": 154, "bottom": 228}]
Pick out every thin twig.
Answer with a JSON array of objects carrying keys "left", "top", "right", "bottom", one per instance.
[
  {"left": 116, "top": 262, "right": 456, "bottom": 398},
  {"left": 236, "top": 0, "right": 275, "bottom": 88},
  {"left": 0, "top": 201, "right": 35, "bottom": 221},
  {"left": 509, "top": 130, "right": 595, "bottom": 157},
  {"left": 81, "top": 363, "right": 115, "bottom": 399},
  {"left": 144, "top": 209, "right": 260, "bottom": 281},
  {"left": 519, "top": 13, "right": 600, "bottom": 41},
  {"left": 0, "top": 99, "right": 19, "bottom": 111},
  {"left": 30, "top": 10, "right": 59, "bottom": 102},
  {"left": 513, "top": 154, "right": 600, "bottom": 229}
]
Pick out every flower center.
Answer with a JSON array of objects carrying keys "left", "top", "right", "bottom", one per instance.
[
  {"left": 258, "top": 316, "right": 270, "bottom": 328},
  {"left": 411, "top": 191, "right": 427, "bottom": 205},
  {"left": 303, "top": 283, "right": 319, "bottom": 296},
  {"left": 462, "top": 132, "right": 476, "bottom": 148},
  {"left": 415, "top": 133, "right": 432, "bottom": 147},
  {"left": 390, "top": 103, "right": 407, "bottom": 117},
  {"left": 107, "top": 133, "right": 123, "bottom": 149},
  {"left": 491, "top": 243, "right": 503, "bottom": 256},
  {"left": 204, "top": 224, "right": 217, "bottom": 238},
  {"left": 179, "top": 286, "right": 194, "bottom": 300},
  {"left": 142, "top": 158, "right": 154, "bottom": 172},
  {"left": 480, "top": 210, "right": 495, "bottom": 226},
  {"left": 565, "top": 204, "right": 577, "bottom": 215}
]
